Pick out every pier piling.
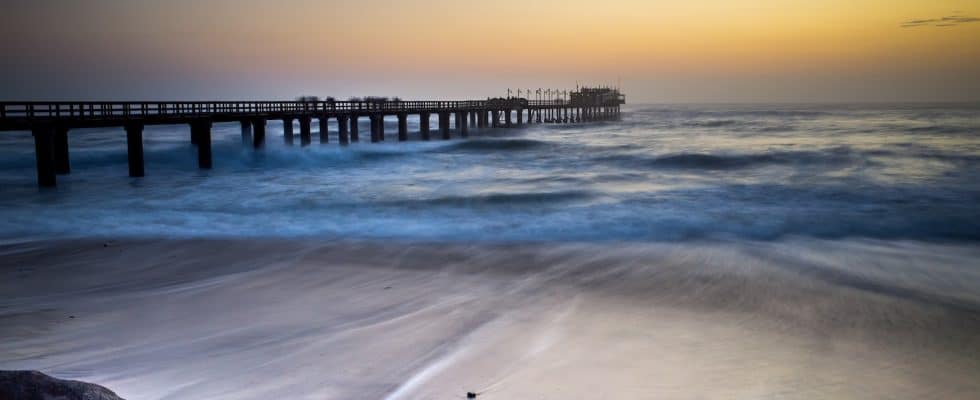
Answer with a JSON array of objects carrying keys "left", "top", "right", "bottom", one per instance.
[
  {"left": 319, "top": 117, "right": 329, "bottom": 144},
  {"left": 439, "top": 112, "right": 450, "bottom": 140},
  {"left": 240, "top": 120, "right": 252, "bottom": 145},
  {"left": 338, "top": 115, "right": 350, "bottom": 144},
  {"left": 283, "top": 117, "right": 294, "bottom": 145},
  {"left": 125, "top": 123, "right": 144, "bottom": 177},
  {"left": 350, "top": 115, "right": 360, "bottom": 142},
  {"left": 54, "top": 127, "right": 70, "bottom": 175},
  {"left": 458, "top": 112, "right": 468, "bottom": 137},
  {"left": 32, "top": 126, "right": 56, "bottom": 187},
  {"left": 191, "top": 120, "right": 212, "bottom": 169},
  {"left": 370, "top": 115, "right": 381, "bottom": 143},
  {"left": 299, "top": 116, "right": 312, "bottom": 146},
  {"left": 420, "top": 112, "right": 431, "bottom": 140},
  {"left": 397, "top": 113, "right": 408, "bottom": 141},
  {"left": 253, "top": 118, "right": 266, "bottom": 148}
]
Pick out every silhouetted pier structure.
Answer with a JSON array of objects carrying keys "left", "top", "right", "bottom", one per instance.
[{"left": 0, "top": 88, "right": 625, "bottom": 187}]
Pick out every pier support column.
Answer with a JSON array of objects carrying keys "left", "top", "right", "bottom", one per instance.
[
  {"left": 537, "top": 109, "right": 543, "bottom": 123},
  {"left": 350, "top": 115, "right": 360, "bottom": 142},
  {"left": 470, "top": 111, "right": 478, "bottom": 128},
  {"left": 283, "top": 117, "right": 294, "bottom": 145},
  {"left": 319, "top": 116, "right": 329, "bottom": 144},
  {"left": 564, "top": 107, "right": 569, "bottom": 123},
  {"left": 369, "top": 116, "right": 377, "bottom": 143},
  {"left": 458, "top": 112, "right": 468, "bottom": 137},
  {"left": 125, "top": 123, "right": 144, "bottom": 177},
  {"left": 439, "top": 112, "right": 451, "bottom": 140},
  {"left": 379, "top": 115, "right": 385, "bottom": 141},
  {"left": 299, "top": 116, "right": 312, "bottom": 146},
  {"left": 505, "top": 109, "right": 512, "bottom": 127},
  {"left": 397, "top": 113, "right": 408, "bottom": 141},
  {"left": 252, "top": 118, "right": 266, "bottom": 149},
  {"left": 32, "top": 125, "right": 56, "bottom": 188},
  {"left": 516, "top": 109, "right": 524, "bottom": 125},
  {"left": 491, "top": 110, "right": 499, "bottom": 128},
  {"left": 240, "top": 120, "right": 252, "bottom": 145},
  {"left": 338, "top": 115, "right": 350, "bottom": 144},
  {"left": 191, "top": 120, "right": 213, "bottom": 169},
  {"left": 54, "top": 126, "right": 70, "bottom": 175},
  {"left": 420, "top": 112, "right": 431, "bottom": 140},
  {"left": 370, "top": 115, "right": 381, "bottom": 143}
]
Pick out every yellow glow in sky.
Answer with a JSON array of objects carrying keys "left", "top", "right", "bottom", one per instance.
[{"left": 2, "top": 0, "right": 979, "bottom": 101}]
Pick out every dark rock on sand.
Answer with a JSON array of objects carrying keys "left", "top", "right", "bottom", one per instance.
[{"left": 0, "top": 370, "right": 124, "bottom": 400}]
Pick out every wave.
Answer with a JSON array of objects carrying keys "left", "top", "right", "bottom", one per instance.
[
  {"left": 631, "top": 107, "right": 831, "bottom": 118},
  {"left": 901, "top": 125, "right": 976, "bottom": 135},
  {"left": 391, "top": 190, "right": 596, "bottom": 208},
  {"left": 597, "top": 147, "right": 870, "bottom": 171},
  {"left": 439, "top": 138, "right": 548, "bottom": 152}
]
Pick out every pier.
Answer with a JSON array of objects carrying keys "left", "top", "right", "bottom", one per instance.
[{"left": 0, "top": 88, "right": 625, "bottom": 187}]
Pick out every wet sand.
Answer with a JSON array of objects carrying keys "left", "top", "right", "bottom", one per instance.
[{"left": 1, "top": 238, "right": 979, "bottom": 399}]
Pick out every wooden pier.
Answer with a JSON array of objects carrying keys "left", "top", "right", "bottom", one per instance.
[{"left": 0, "top": 89, "right": 624, "bottom": 187}]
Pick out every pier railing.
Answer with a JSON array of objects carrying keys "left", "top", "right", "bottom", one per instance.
[{"left": 0, "top": 100, "right": 582, "bottom": 121}]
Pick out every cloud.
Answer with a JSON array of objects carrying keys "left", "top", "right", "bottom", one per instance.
[
  {"left": 901, "top": 13, "right": 980, "bottom": 28},
  {"left": 941, "top": 16, "right": 980, "bottom": 23},
  {"left": 900, "top": 18, "right": 937, "bottom": 27}
]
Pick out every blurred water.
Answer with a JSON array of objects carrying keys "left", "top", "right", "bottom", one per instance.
[{"left": 0, "top": 103, "right": 978, "bottom": 241}]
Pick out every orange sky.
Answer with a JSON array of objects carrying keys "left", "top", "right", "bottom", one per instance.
[{"left": 2, "top": 0, "right": 979, "bottom": 102}]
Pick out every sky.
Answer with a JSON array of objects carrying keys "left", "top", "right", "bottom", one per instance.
[{"left": 1, "top": 0, "right": 979, "bottom": 103}]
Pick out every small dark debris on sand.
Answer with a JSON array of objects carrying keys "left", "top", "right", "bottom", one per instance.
[{"left": 0, "top": 370, "right": 124, "bottom": 400}]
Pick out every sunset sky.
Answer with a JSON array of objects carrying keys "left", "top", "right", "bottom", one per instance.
[{"left": 2, "top": 0, "right": 979, "bottom": 102}]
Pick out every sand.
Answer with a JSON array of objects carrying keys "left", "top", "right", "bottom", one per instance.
[{"left": 1, "top": 238, "right": 979, "bottom": 399}]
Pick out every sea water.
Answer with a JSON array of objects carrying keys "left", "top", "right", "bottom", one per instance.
[{"left": 1, "top": 103, "right": 978, "bottom": 241}]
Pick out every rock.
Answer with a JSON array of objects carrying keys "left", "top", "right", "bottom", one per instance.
[{"left": 0, "top": 370, "right": 125, "bottom": 400}]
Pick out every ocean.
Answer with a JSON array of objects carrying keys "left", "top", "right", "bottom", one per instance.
[
  {"left": 1, "top": 103, "right": 978, "bottom": 241},
  {"left": 3, "top": 104, "right": 980, "bottom": 399}
]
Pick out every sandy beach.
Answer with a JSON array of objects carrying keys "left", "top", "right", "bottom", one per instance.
[{"left": 1, "top": 238, "right": 978, "bottom": 399}]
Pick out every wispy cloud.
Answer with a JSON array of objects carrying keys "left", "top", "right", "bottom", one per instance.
[{"left": 901, "top": 13, "right": 980, "bottom": 28}]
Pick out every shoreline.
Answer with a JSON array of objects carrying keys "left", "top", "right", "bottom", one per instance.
[{"left": 2, "top": 238, "right": 979, "bottom": 399}]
